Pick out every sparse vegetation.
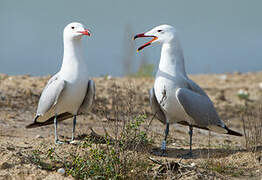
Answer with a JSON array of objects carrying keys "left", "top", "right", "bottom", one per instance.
[
  {"left": 24, "top": 83, "right": 154, "bottom": 179},
  {"left": 241, "top": 106, "right": 262, "bottom": 151},
  {"left": 2, "top": 73, "right": 262, "bottom": 179},
  {"left": 201, "top": 159, "right": 245, "bottom": 177},
  {"left": 24, "top": 119, "right": 153, "bottom": 179}
]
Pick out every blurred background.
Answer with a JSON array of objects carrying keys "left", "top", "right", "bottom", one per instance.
[{"left": 1, "top": 0, "right": 262, "bottom": 77}]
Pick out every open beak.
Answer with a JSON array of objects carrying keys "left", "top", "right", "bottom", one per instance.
[
  {"left": 133, "top": 33, "right": 158, "bottom": 52},
  {"left": 78, "top": 29, "right": 91, "bottom": 36}
]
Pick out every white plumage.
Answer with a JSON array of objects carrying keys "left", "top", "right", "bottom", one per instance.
[{"left": 26, "top": 22, "right": 95, "bottom": 144}]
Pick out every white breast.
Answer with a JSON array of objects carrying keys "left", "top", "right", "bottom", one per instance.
[
  {"left": 154, "top": 74, "right": 189, "bottom": 124},
  {"left": 56, "top": 68, "right": 89, "bottom": 115}
]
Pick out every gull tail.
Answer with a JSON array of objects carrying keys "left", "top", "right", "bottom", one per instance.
[
  {"left": 225, "top": 125, "right": 243, "bottom": 136},
  {"left": 26, "top": 112, "right": 73, "bottom": 129},
  {"left": 207, "top": 124, "right": 242, "bottom": 136}
]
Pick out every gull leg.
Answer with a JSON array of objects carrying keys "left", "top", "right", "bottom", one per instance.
[
  {"left": 70, "top": 115, "right": 77, "bottom": 143},
  {"left": 188, "top": 126, "right": 193, "bottom": 157},
  {"left": 160, "top": 122, "right": 169, "bottom": 156},
  {"left": 178, "top": 126, "right": 193, "bottom": 158},
  {"left": 54, "top": 114, "right": 63, "bottom": 144}
]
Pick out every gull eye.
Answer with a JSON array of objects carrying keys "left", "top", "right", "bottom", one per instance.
[
  {"left": 157, "top": 30, "right": 163, "bottom": 32},
  {"left": 71, "top": 26, "right": 75, "bottom": 29}
]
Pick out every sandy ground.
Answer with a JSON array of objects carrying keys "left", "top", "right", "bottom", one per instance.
[{"left": 1, "top": 72, "right": 262, "bottom": 179}]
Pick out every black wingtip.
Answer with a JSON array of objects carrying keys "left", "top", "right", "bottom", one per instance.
[
  {"left": 25, "top": 112, "right": 73, "bottom": 129},
  {"left": 26, "top": 115, "right": 40, "bottom": 129},
  {"left": 26, "top": 122, "right": 41, "bottom": 129},
  {"left": 225, "top": 126, "right": 243, "bottom": 136}
]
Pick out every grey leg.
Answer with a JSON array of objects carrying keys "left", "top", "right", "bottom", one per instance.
[
  {"left": 188, "top": 126, "right": 193, "bottom": 157},
  {"left": 161, "top": 122, "right": 169, "bottom": 155},
  {"left": 70, "top": 115, "right": 77, "bottom": 142},
  {"left": 54, "top": 114, "right": 63, "bottom": 144}
]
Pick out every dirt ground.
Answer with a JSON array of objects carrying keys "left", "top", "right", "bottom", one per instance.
[{"left": 1, "top": 72, "right": 262, "bottom": 179}]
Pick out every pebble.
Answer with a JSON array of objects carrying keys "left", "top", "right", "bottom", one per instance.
[
  {"left": 190, "top": 162, "right": 196, "bottom": 167},
  {"left": 35, "top": 135, "right": 43, "bottom": 139},
  {"left": 218, "top": 74, "right": 227, "bottom": 81},
  {"left": 57, "top": 168, "right": 65, "bottom": 175},
  {"left": 259, "top": 82, "right": 262, "bottom": 89},
  {"left": 69, "top": 140, "right": 78, "bottom": 145},
  {"left": 6, "top": 147, "right": 15, "bottom": 151}
]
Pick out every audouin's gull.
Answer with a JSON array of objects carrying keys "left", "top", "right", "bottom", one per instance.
[
  {"left": 134, "top": 25, "right": 242, "bottom": 157},
  {"left": 26, "top": 22, "right": 95, "bottom": 144}
]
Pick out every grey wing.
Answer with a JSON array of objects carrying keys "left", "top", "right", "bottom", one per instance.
[
  {"left": 36, "top": 74, "right": 65, "bottom": 119},
  {"left": 149, "top": 88, "right": 166, "bottom": 124},
  {"left": 78, "top": 80, "right": 96, "bottom": 114},
  {"left": 26, "top": 74, "right": 71, "bottom": 128},
  {"left": 186, "top": 78, "right": 208, "bottom": 97},
  {"left": 176, "top": 88, "right": 226, "bottom": 133}
]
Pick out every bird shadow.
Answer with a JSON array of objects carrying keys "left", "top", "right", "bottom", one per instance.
[{"left": 150, "top": 146, "right": 247, "bottom": 159}]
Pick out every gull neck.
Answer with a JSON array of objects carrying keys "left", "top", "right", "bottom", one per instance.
[
  {"left": 158, "top": 37, "right": 186, "bottom": 77},
  {"left": 61, "top": 37, "right": 85, "bottom": 72}
]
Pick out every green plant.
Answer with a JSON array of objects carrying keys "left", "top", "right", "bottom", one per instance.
[
  {"left": 120, "top": 114, "right": 152, "bottom": 150},
  {"left": 27, "top": 149, "right": 56, "bottom": 171},
  {"left": 66, "top": 143, "right": 123, "bottom": 179}
]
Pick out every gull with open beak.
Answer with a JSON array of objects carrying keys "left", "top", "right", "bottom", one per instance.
[
  {"left": 134, "top": 25, "right": 242, "bottom": 158},
  {"left": 26, "top": 22, "right": 95, "bottom": 144}
]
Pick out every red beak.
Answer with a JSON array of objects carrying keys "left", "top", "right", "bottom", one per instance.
[
  {"left": 133, "top": 33, "right": 148, "bottom": 40},
  {"left": 133, "top": 33, "right": 158, "bottom": 52},
  {"left": 78, "top": 29, "right": 91, "bottom": 36}
]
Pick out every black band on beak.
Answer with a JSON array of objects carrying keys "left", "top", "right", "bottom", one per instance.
[
  {"left": 133, "top": 33, "right": 146, "bottom": 40},
  {"left": 133, "top": 33, "right": 158, "bottom": 51}
]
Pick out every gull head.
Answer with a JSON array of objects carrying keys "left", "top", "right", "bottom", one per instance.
[
  {"left": 134, "top": 24, "right": 176, "bottom": 51},
  {"left": 63, "top": 22, "right": 91, "bottom": 40}
]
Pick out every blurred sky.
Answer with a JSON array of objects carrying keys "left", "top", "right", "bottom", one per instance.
[{"left": 1, "top": 0, "right": 262, "bottom": 77}]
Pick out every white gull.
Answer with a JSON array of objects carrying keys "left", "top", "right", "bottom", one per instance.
[
  {"left": 134, "top": 24, "right": 242, "bottom": 157},
  {"left": 26, "top": 22, "right": 95, "bottom": 144}
]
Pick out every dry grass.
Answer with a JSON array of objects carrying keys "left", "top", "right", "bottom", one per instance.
[{"left": 1, "top": 73, "right": 262, "bottom": 179}]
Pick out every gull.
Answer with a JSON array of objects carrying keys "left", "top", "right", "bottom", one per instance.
[
  {"left": 134, "top": 25, "right": 242, "bottom": 157},
  {"left": 26, "top": 22, "right": 95, "bottom": 144}
]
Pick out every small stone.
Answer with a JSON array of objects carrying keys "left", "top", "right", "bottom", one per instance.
[
  {"left": 218, "top": 75, "right": 227, "bottom": 81},
  {"left": 191, "top": 162, "right": 196, "bottom": 167},
  {"left": 35, "top": 135, "right": 43, "bottom": 139},
  {"left": 69, "top": 140, "right": 78, "bottom": 145},
  {"left": 259, "top": 82, "right": 262, "bottom": 89},
  {"left": 6, "top": 147, "right": 15, "bottom": 151},
  {"left": 57, "top": 168, "right": 65, "bottom": 175}
]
